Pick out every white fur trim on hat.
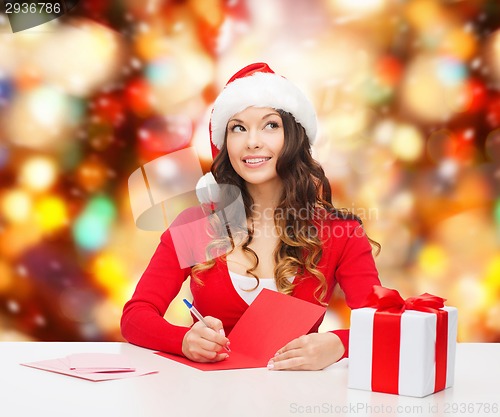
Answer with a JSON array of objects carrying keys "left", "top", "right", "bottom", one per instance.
[{"left": 210, "top": 72, "right": 317, "bottom": 150}]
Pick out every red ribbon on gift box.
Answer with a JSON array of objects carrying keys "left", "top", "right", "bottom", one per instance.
[{"left": 364, "top": 285, "right": 449, "bottom": 395}]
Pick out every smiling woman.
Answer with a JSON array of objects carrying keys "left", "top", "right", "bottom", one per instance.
[{"left": 121, "top": 63, "right": 381, "bottom": 371}]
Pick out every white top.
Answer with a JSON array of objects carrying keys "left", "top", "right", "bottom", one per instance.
[{"left": 228, "top": 270, "right": 294, "bottom": 305}]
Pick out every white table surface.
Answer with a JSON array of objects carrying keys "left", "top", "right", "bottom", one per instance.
[{"left": 0, "top": 342, "right": 498, "bottom": 417}]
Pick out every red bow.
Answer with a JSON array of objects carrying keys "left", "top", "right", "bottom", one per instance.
[{"left": 365, "top": 285, "right": 446, "bottom": 313}]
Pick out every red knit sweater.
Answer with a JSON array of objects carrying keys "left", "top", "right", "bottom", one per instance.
[{"left": 121, "top": 215, "right": 380, "bottom": 359}]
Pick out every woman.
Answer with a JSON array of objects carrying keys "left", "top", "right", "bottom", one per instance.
[{"left": 121, "top": 63, "right": 381, "bottom": 370}]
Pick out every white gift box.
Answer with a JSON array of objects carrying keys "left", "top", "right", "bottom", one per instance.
[{"left": 348, "top": 306, "right": 458, "bottom": 397}]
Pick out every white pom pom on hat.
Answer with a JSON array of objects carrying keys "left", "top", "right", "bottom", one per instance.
[
  {"left": 209, "top": 62, "right": 317, "bottom": 159},
  {"left": 195, "top": 172, "right": 220, "bottom": 205}
]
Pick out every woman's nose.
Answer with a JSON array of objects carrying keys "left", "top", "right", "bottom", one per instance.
[{"left": 245, "top": 129, "right": 262, "bottom": 148}]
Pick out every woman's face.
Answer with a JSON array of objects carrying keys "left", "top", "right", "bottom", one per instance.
[{"left": 226, "top": 106, "right": 284, "bottom": 189}]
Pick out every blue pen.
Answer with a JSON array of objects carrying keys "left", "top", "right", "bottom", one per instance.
[{"left": 183, "top": 299, "right": 230, "bottom": 352}]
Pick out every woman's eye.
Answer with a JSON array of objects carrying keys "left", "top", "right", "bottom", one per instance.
[
  {"left": 265, "top": 121, "right": 280, "bottom": 129},
  {"left": 230, "top": 124, "right": 245, "bottom": 132}
]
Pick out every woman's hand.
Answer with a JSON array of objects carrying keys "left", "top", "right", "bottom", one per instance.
[
  {"left": 182, "top": 316, "right": 230, "bottom": 363},
  {"left": 267, "top": 332, "right": 345, "bottom": 371}
]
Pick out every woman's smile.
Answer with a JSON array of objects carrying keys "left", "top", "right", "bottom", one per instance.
[{"left": 241, "top": 155, "right": 272, "bottom": 168}]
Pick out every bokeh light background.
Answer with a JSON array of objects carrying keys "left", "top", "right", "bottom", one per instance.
[{"left": 0, "top": 0, "right": 499, "bottom": 343}]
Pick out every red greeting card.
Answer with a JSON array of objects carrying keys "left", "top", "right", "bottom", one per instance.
[{"left": 156, "top": 289, "right": 326, "bottom": 371}]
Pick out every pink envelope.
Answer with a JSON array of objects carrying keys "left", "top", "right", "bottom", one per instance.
[
  {"left": 67, "top": 353, "right": 134, "bottom": 373},
  {"left": 156, "top": 289, "right": 326, "bottom": 371},
  {"left": 21, "top": 353, "right": 158, "bottom": 382}
]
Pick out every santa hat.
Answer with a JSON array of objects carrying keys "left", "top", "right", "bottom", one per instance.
[{"left": 209, "top": 62, "right": 317, "bottom": 159}]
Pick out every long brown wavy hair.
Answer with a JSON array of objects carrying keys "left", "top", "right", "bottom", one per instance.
[{"left": 191, "top": 109, "right": 380, "bottom": 304}]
